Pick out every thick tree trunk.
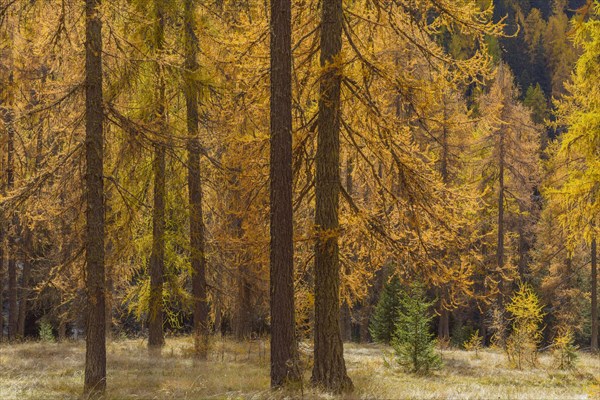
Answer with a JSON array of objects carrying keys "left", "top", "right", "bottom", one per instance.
[
  {"left": 269, "top": 0, "right": 299, "bottom": 386},
  {"left": 184, "top": 0, "right": 209, "bottom": 360},
  {"left": 83, "top": 0, "right": 107, "bottom": 394},
  {"left": 311, "top": 0, "right": 353, "bottom": 392},
  {"left": 148, "top": 0, "right": 167, "bottom": 351},
  {"left": 591, "top": 238, "right": 598, "bottom": 352}
]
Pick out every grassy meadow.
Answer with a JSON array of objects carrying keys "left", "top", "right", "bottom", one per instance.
[{"left": 0, "top": 337, "right": 598, "bottom": 399}]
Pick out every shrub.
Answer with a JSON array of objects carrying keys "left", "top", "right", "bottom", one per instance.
[
  {"left": 451, "top": 322, "right": 476, "bottom": 349},
  {"left": 553, "top": 327, "right": 578, "bottom": 370},
  {"left": 39, "top": 320, "right": 55, "bottom": 343},
  {"left": 392, "top": 283, "right": 441, "bottom": 374},
  {"left": 370, "top": 275, "right": 402, "bottom": 344},
  {"left": 464, "top": 329, "right": 483, "bottom": 358},
  {"left": 489, "top": 306, "right": 507, "bottom": 349},
  {"left": 505, "top": 284, "right": 545, "bottom": 369}
]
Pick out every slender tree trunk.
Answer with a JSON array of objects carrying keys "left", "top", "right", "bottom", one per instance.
[
  {"left": 148, "top": 150, "right": 166, "bottom": 350},
  {"left": 311, "top": 0, "right": 353, "bottom": 392},
  {"left": 148, "top": 0, "right": 167, "bottom": 351},
  {"left": 105, "top": 260, "right": 113, "bottom": 340},
  {"left": 214, "top": 266, "right": 223, "bottom": 334},
  {"left": 3, "top": 105, "right": 18, "bottom": 341},
  {"left": 517, "top": 224, "right": 527, "bottom": 280},
  {"left": 16, "top": 88, "right": 44, "bottom": 340},
  {"left": 339, "top": 155, "right": 353, "bottom": 342},
  {"left": 0, "top": 221, "right": 4, "bottom": 341},
  {"left": 437, "top": 107, "right": 451, "bottom": 342},
  {"left": 497, "top": 136, "right": 505, "bottom": 303},
  {"left": 230, "top": 169, "right": 253, "bottom": 340},
  {"left": 17, "top": 256, "right": 30, "bottom": 339},
  {"left": 234, "top": 262, "right": 252, "bottom": 340},
  {"left": 339, "top": 303, "right": 352, "bottom": 342},
  {"left": 269, "top": 0, "right": 299, "bottom": 386},
  {"left": 591, "top": 238, "right": 598, "bottom": 352},
  {"left": 83, "top": 0, "right": 107, "bottom": 394},
  {"left": 184, "top": 0, "right": 209, "bottom": 359},
  {"left": 438, "top": 307, "right": 450, "bottom": 341}
]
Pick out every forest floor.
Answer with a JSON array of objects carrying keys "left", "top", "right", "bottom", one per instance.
[{"left": 0, "top": 336, "right": 599, "bottom": 399}]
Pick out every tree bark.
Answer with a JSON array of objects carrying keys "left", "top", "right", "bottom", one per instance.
[
  {"left": 269, "top": 0, "right": 299, "bottom": 386},
  {"left": 148, "top": 150, "right": 166, "bottom": 350},
  {"left": 438, "top": 307, "right": 450, "bottom": 341},
  {"left": 83, "top": 0, "right": 107, "bottom": 394},
  {"left": 339, "top": 155, "right": 353, "bottom": 342},
  {"left": 105, "top": 260, "right": 113, "bottom": 340},
  {"left": 497, "top": 132, "right": 505, "bottom": 303},
  {"left": 231, "top": 170, "right": 253, "bottom": 341},
  {"left": 0, "top": 220, "right": 4, "bottom": 341},
  {"left": 184, "top": 0, "right": 209, "bottom": 360},
  {"left": 311, "top": 0, "right": 353, "bottom": 392},
  {"left": 148, "top": 0, "right": 167, "bottom": 351},
  {"left": 591, "top": 238, "right": 598, "bottom": 352},
  {"left": 3, "top": 104, "right": 18, "bottom": 341},
  {"left": 16, "top": 256, "right": 30, "bottom": 339}
]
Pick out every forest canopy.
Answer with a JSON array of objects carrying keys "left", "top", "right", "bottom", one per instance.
[{"left": 0, "top": 0, "right": 598, "bottom": 398}]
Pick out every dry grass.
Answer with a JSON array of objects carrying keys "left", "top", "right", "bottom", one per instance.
[{"left": 0, "top": 337, "right": 598, "bottom": 399}]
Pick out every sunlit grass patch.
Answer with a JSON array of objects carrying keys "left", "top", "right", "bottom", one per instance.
[{"left": 0, "top": 337, "right": 598, "bottom": 399}]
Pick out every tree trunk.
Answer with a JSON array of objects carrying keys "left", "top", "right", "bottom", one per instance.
[
  {"left": 214, "top": 267, "right": 223, "bottom": 334},
  {"left": 184, "top": 0, "right": 210, "bottom": 360},
  {"left": 0, "top": 222, "right": 4, "bottom": 341},
  {"left": 148, "top": 0, "right": 167, "bottom": 351},
  {"left": 438, "top": 307, "right": 450, "bottom": 341},
  {"left": 83, "top": 0, "right": 107, "bottom": 394},
  {"left": 497, "top": 135, "right": 505, "bottom": 302},
  {"left": 230, "top": 169, "right": 253, "bottom": 340},
  {"left": 437, "top": 102, "right": 451, "bottom": 342},
  {"left": 105, "top": 260, "right": 113, "bottom": 340},
  {"left": 591, "top": 238, "right": 598, "bottom": 352},
  {"left": 339, "top": 302, "right": 352, "bottom": 342},
  {"left": 311, "top": 0, "right": 353, "bottom": 392},
  {"left": 148, "top": 147, "right": 166, "bottom": 349},
  {"left": 3, "top": 105, "right": 18, "bottom": 341},
  {"left": 339, "top": 155, "right": 353, "bottom": 342},
  {"left": 17, "top": 256, "right": 30, "bottom": 339},
  {"left": 269, "top": 0, "right": 299, "bottom": 386},
  {"left": 234, "top": 264, "right": 252, "bottom": 340}
]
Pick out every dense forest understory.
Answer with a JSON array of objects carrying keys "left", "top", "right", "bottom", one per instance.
[{"left": 0, "top": 0, "right": 599, "bottom": 398}]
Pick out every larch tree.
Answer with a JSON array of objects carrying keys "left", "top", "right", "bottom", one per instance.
[
  {"left": 475, "top": 63, "right": 541, "bottom": 301},
  {"left": 83, "top": 0, "right": 107, "bottom": 394},
  {"left": 551, "top": 1, "right": 600, "bottom": 351},
  {"left": 148, "top": 0, "right": 167, "bottom": 352},
  {"left": 312, "top": 0, "right": 354, "bottom": 392},
  {"left": 269, "top": 0, "right": 300, "bottom": 387},
  {"left": 184, "top": 0, "right": 210, "bottom": 359}
]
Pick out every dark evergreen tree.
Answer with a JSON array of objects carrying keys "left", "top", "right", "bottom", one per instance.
[
  {"left": 369, "top": 275, "right": 402, "bottom": 344},
  {"left": 393, "top": 284, "right": 441, "bottom": 374}
]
